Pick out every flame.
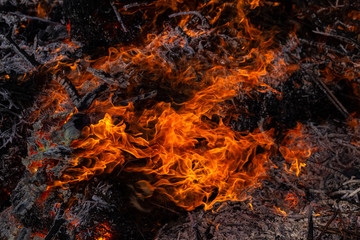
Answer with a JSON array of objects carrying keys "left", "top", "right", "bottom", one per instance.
[
  {"left": 31, "top": 232, "right": 47, "bottom": 238},
  {"left": 249, "top": 202, "right": 254, "bottom": 211},
  {"left": 284, "top": 191, "right": 304, "bottom": 209},
  {"left": 36, "top": 3, "right": 47, "bottom": 18},
  {"left": 55, "top": 101, "right": 277, "bottom": 210},
  {"left": 94, "top": 223, "right": 112, "bottom": 240},
  {"left": 273, "top": 206, "right": 287, "bottom": 217},
  {"left": 279, "top": 123, "right": 312, "bottom": 176},
  {"left": 29, "top": 0, "right": 314, "bottom": 211},
  {"left": 67, "top": 21, "right": 71, "bottom": 37},
  {"left": 348, "top": 10, "right": 360, "bottom": 20},
  {"left": 348, "top": 117, "right": 360, "bottom": 147}
]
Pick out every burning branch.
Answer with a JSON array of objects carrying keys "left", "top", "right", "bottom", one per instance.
[{"left": 53, "top": 75, "right": 81, "bottom": 107}]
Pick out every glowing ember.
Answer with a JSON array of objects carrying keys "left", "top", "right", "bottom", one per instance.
[
  {"left": 75, "top": 223, "right": 112, "bottom": 240},
  {"left": 284, "top": 191, "right": 303, "bottom": 209}
]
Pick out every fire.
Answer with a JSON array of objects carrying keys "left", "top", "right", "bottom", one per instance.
[
  {"left": 273, "top": 206, "right": 287, "bottom": 217},
  {"left": 280, "top": 123, "right": 312, "bottom": 176},
  {"left": 284, "top": 191, "right": 303, "bottom": 209},
  {"left": 94, "top": 223, "right": 112, "bottom": 240},
  {"left": 67, "top": 21, "right": 71, "bottom": 37},
  {"left": 29, "top": 0, "right": 313, "bottom": 211},
  {"left": 55, "top": 101, "right": 277, "bottom": 210},
  {"left": 36, "top": 3, "right": 47, "bottom": 19},
  {"left": 75, "top": 223, "right": 112, "bottom": 240}
]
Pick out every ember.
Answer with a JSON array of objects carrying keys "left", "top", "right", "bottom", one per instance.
[{"left": 1, "top": 0, "right": 359, "bottom": 239}]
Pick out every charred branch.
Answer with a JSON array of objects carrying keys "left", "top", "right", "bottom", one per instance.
[
  {"left": 110, "top": 1, "right": 128, "bottom": 33},
  {"left": 87, "top": 67, "right": 128, "bottom": 88},
  {"left": 1, "top": 31, "right": 40, "bottom": 69},
  {"left": 5, "top": 11, "right": 62, "bottom": 25},
  {"left": 77, "top": 83, "right": 108, "bottom": 111},
  {"left": 188, "top": 212, "right": 203, "bottom": 240},
  {"left": 307, "top": 204, "right": 314, "bottom": 240},
  {"left": 115, "top": 90, "right": 157, "bottom": 106},
  {"left": 53, "top": 75, "right": 81, "bottom": 107},
  {"left": 44, "top": 204, "right": 65, "bottom": 240},
  {"left": 312, "top": 30, "right": 360, "bottom": 51},
  {"left": 305, "top": 72, "right": 350, "bottom": 119}
]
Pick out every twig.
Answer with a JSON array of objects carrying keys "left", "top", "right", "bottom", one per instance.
[
  {"left": 44, "top": 204, "right": 66, "bottom": 240},
  {"left": 87, "top": 67, "right": 128, "bottom": 88},
  {"left": 123, "top": 2, "right": 149, "bottom": 11},
  {"left": 348, "top": 187, "right": 360, "bottom": 198},
  {"left": 343, "top": 177, "right": 360, "bottom": 185},
  {"left": 307, "top": 204, "right": 314, "bottom": 240},
  {"left": 53, "top": 75, "right": 80, "bottom": 107},
  {"left": 0, "top": 119, "right": 23, "bottom": 150},
  {"left": 314, "top": 227, "right": 360, "bottom": 238},
  {"left": 307, "top": 160, "right": 349, "bottom": 182},
  {"left": 116, "top": 90, "right": 157, "bottom": 106},
  {"left": 5, "top": 11, "right": 62, "bottom": 25},
  {"left": 298, "top": 38, "right": 346, "bottom": 55},
  {"left": 77, "top": 84, "right": 108, "bottom": 111},
  {"left": 17, "top": 228, "right": 31, "bottom": 240},
  {"left": 305, "top": 72, "right": 350, "bottom": 119},
  {"left": 273, "top": 172, "right": 305, "bottom": 196},
  {"left": 312, "top": 30, "right": 360, "bottom": 50},
  {"left": 169, "top": 11, "right": 210, "bottom": 28},
  {"left": 154, "top": 223, "right": 168, "bottom": 240},
  {"left": 188, "top": 212, "right": 203, "bottom": 240},
  {"left": 175, "top": 26, "right": 192, "bottom": 44},
  {"left": 1, "top": 32, "right": 40, "bottom": 69},
  {"left": 315, "top": 210, "right": 338, "bottom": 240},
  {"left": 150, "top": 201, "right": 180, "bottom": 215},
  {"left": 336, "top": 207, "right": 347, "bottom": 238},
  {"left": 110, "top": 1, "right": 128, "bottom": 32}
]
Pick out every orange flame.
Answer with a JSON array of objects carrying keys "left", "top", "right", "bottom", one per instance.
[
  {"left": 284, "top": 191, "right": 303, "bottom": 209},
  {"left": 36, "top": 3, "right": 47, "bottom": 18},
  {"left": 280, "top": 123, "right": 312, "bottom": 176},
  {"left": 31, "top": 0, "right": 313, "bottom": 211},
  {"left": 273, "top": 206, "right": 287, "bottom": 217}
]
